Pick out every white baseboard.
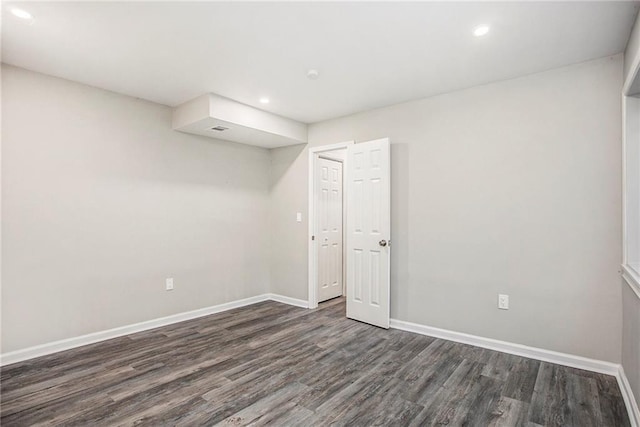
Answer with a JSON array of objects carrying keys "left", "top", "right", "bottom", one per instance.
[
  {"left": 4, "top": 295, "right": 637, "bottom": 426},
  {"left": 390, "top": 318, "right": 640, "bottom": 427},
  {"left": 267, "top": 293, "right": 309, "bottom": 308},
  {"left": 389, "top": 318, "right": 619, "bottom": 376},
  {"left": 1, "top": 294, "right": 273, "bottom": 366},
  {"left": 1, "top": 293, "right": 312, "bottom": 366},
  {"left": 618, "top": 366, "right": 640, "bottom": 427}
]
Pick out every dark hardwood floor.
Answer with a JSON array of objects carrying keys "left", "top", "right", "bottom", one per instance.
[{"left": 0, "top": 297, "right": 631, "bottom": 426}]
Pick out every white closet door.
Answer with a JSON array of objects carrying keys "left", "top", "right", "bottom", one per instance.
[
  {"left": 316, "top": 157, "right": 344, "bottom": 302},
  {"left": 346, "top": 138, "right": 390, "bottom": 328}
]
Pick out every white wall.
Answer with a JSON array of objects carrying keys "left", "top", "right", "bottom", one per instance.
[
  {"left": 1, "top": 65, "right": 271, "bottom": 353},
  {"left": 270, "top": 55, "right": 624, "bottom": 363}
]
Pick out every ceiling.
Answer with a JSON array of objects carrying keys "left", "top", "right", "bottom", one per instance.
[{"left": 2, "top": 2, "right": 638, "bottom": 124}]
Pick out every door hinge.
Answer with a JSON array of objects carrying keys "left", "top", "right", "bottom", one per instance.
[{"left": 312, "top": 235, "right": 315, "bottom": 241}]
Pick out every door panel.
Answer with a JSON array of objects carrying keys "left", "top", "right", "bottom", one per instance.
[
  {"left": 346, "top": 138, "right": 390, "bottom": 328},
  {"left": 316, "top": 157, "right": 343, "bottom": 302}
]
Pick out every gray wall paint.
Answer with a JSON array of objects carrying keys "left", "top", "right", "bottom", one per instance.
[
  {"left": 269, "top": 144, "right": 307, "bottom": 299},
  {"left": 1, "top": 65, "right": 271, "bottom": 353},
  {"left": 1, "top": 55, "right": 628, "bottom": 367},
  {"left": 270, "top": 55, "right": 624, "bottom": 362}
]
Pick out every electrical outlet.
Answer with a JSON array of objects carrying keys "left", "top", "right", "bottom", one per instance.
[
  {"left": 166, "top": 278, "right": 174, "bottom": 291},
  {"left": 498, "top": 294, "right": 509, "bottom": 310}
]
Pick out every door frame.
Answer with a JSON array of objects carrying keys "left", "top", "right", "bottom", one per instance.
[{"left": 308, "top": 141, "right": 354, "bottom": 309}]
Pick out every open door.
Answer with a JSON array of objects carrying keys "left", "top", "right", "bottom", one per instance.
[{"left": 346, "top": 138, "right": 390, "bottom": 328}]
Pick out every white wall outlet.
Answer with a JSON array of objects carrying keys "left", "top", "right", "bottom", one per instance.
[
  {"left": 296, "top": 212, "right": 302, "bottom": 222},
  {"left": 498, "top": 294, "right": 509, "bottom": 310},
  {"left": 166, "top": 278, "right": 174, "bottom": 291}
]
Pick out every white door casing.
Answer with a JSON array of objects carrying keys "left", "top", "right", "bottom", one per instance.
[
  {"left": 315, "top": 157, "right": 344, "bottom": 302},
  {"left": 346, "top": 138, "right": 391, "bottom": 328}
]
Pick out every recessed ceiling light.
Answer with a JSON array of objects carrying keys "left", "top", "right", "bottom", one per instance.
[
  {"left": 473, "top": 25, "right": 490, "bottom": 37},
  {"left": 307, "top": 69, "right": 319, "bottom": 80},
  {"left": 10, "top": 7, "right": 33, "bottom": 20},
  {"left": 259, "top": 97, "right": 270, "bottom": 104}
]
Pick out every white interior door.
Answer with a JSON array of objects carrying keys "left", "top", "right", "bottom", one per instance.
[
  {"left": 346, "top": 138, "right": 390, "bottom": 328},
  {"left": 316, "top": 157, "right": 344, "bottom": 302}
]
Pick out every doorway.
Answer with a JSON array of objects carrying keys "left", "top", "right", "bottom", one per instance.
[
  {"left": 308, "top": 139, "right": 391, "bottom": 329},
  {"left": 308, "top": 142, "right": 353, "bottom": 309}
]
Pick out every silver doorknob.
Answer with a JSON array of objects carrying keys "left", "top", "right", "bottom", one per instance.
[{"left": 379, "top": 240, "right": 387, "bottom": 247}]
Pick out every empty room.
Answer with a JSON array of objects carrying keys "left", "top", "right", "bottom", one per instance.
[{"left": 2, "top": 1, "right": 640, "bottom": 426}]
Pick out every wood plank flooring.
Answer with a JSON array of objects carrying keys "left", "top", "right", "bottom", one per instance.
[{"left": 1, "top": 297, "right": 631, "bottom": 426}]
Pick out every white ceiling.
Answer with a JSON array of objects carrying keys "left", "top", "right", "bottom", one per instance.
[{"left": 2, "top": 2, "right": 638, "bottom": 124}]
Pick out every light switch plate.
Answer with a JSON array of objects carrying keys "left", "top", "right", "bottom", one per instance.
[
  {"left": 296, "top": 212, "right": 302, "bottom": 222},
  {"left": 498, "top": 294, "right": 509, "bottom": 310},
  {"left": 166, "top": 278, "right": 174, "bottom": 291}
]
